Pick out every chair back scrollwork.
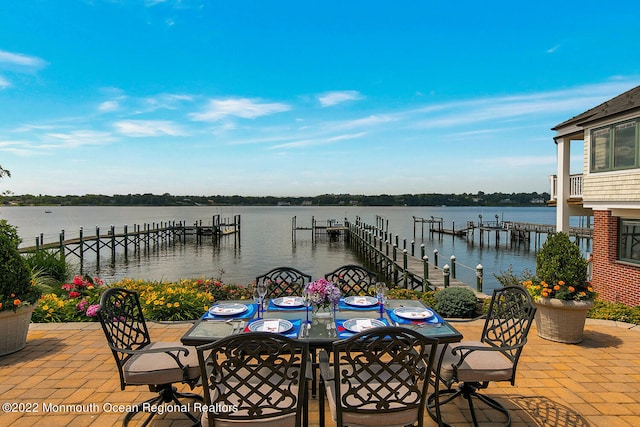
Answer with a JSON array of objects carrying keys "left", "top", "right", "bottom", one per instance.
[
  {"left": 256, "top": 266, "right": 312, "bottom": 298},
  {"left": 324, "top": 264, "right": 378, "bottom": 296}
]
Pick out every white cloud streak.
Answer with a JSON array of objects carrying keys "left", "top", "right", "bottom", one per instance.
[
  {"left": 190, "top": 98, "right": 291, "bottom": 121},
  {"left": 114, "top": 120, "right": 188, "bottom": 137},
  {"left": 318, "top": 90, "right": 363, "bottom": 107},
  {"left": 0, "top": 49, "right": 47, "bottom": 68}
]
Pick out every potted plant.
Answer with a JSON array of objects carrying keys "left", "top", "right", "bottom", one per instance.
[
  {"left": 0, "top": 219, "right": 42, "bottom": 356},
  {"left": 522, "top": 232, "right": 596, "bottom": 343}
]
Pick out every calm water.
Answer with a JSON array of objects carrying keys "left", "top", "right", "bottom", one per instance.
[{"left": 0, "top": 205, "right": 575, "bottom": 293}]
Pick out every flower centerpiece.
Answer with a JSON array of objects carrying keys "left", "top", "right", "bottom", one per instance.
[
  {"left": 522, "top": 232, "right": 596, "bottom": 343},
  {"left": 0, "top": 219, "right": 43, "bottom": 355},
  {"left": 304, "top": 278, "right": 341, "bottom": 318}
]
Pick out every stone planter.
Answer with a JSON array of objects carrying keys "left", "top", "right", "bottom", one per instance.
[
  {"left": 0, "top": 304, "right": 36, "bottom": 356},
  {"left": 534, "top": 298, "right": 593, "bottom": 344}
]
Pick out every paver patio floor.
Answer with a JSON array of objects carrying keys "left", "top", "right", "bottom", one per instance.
[{"left": 1, "top": 318, "right": 639, "bottom": 426}]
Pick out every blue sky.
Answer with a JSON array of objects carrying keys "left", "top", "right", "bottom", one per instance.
[{"left": 1, "top": 0, "right": 639, "bottom": 197}]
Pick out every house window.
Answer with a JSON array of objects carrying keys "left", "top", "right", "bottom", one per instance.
[
  {"left": 619, "top": 219, "right": 640, "bottom": 264},
  {"left": 590, "top": 120, "right": 638, "bottom": 172}
]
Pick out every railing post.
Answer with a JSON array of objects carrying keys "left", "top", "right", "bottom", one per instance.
[
  {"left": 403, "top": 249, "right": 408, "bottom": 288},
  {"left": 411, "top": 240, "right": 415, "bottom": 256},
  {"left": 476, "top": 264, "right": 484, "bottom": 292},
  {"left": 433, "top": 249, "right": 438, "bottom": 267},
  {"left": 423, "top": 255, "right": 429, "bottom": 285},
  {"left": 420, "top": 243, "right": 425, "bottom": 259},
  {"left": 450, "top": 255, "right": 456, "bottom": 279},
  {"left": 443, "top": 264, "right": 450, "bottom": 288}
]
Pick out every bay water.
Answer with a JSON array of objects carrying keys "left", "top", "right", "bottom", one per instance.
[{"left": 0, "top": 205, "right": 572, "bottom": 293}]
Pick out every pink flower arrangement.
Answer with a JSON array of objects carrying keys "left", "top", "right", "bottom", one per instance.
[{"left": 304, "top": 278, "right": 341, "bottom": 309}]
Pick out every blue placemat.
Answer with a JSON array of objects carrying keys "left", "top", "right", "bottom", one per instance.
[
  {"left": 202, "top": 303, "right": 258, "bottom": 320},
  {"left": 335, "top": 318, "right": 389, "bottom": 339},
  {"left": 338, "top": 297, "right": 381, "bottom": 311},
  {"left": 267, "top": 299, "right": 308, "bottom": 311},
  {"left": 243, "top": 318, "right": 302, "bottom": 339},
  {"left": 385, "top": 307, "right": 444, "bottom": 325}
]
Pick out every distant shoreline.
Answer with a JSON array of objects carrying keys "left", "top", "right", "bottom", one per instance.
[{"left": 1, "top": 191, "right": 551, "bottom": 208}]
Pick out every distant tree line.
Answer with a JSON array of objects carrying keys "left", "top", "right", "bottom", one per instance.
[{"left": 1, "top": 191, "right": 550, "bottom": 207}]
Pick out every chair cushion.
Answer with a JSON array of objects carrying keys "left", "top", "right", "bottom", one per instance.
[
  {"left": 438, "top": 340, "right": 513, "bottom": 383},
  {"left": 123, "top": 342, "right": 200, "bottom": 385}
]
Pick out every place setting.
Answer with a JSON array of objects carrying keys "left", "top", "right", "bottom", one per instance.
[
  {"left": 335, "top": 317, "right": 389, "bottom": 338},
  {"left": 242, "top": 318, "right": 303, "bottom": 339},
  {"left": 337, "top": 295, "right": 380, "bottom": 311},
  {"left": 385, "top": 306, "right": 444, "bottom": 327},
  {"left": 201, "top": 302, "right": 258, "bottom": 320},
  {"left": 267, "top": 296, "right": 307, "bottom": 310}
]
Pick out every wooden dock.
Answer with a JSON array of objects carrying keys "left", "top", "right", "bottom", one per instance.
[
  {"left": 348, "top": 218, "right": 487, "bottom": 298},
  {"left": 292, "top": 216, "right": 349, "bottom": 241},
  {"left": 19, "top": 214, "right": 241, "bottom": 267},
  {"left": 413, "top": 216, "right": 593, "bottom": 248}
]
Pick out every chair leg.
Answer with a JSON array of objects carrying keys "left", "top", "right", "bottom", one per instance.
[
  {"left": 427, "top": 383, "right": 511, "bottom": 427},
  {"left": 123, "top": 385, "right": 203, "bottom": 427}
]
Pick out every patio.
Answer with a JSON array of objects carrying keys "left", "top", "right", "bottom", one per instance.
[{"left": 1, "top": 318, "right": 639, "bottom": 427}]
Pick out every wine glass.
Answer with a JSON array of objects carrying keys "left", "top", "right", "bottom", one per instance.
[
  {"left": 256, "top": 282, "right": 268, "bottom": 317},
  {"left": 375, "top": 282, "right": 387, "bottom": 315},
  {"left": 303, "top": 284, "right": 311, "bottom": 335}
]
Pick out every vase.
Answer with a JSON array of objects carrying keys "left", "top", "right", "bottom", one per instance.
[
  {"left": 312, "top": 305, "right": 334, "bottom": 320},
  {"left": 534, "top": 298, "right": 593, "bottom": 344},
  {"left": 0, "top": 304, "right": 36, "bottom": 356}
]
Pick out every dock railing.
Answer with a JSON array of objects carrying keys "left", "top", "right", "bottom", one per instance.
[{"left": 347, "top": 218, "right": 485, "bottom": 295}]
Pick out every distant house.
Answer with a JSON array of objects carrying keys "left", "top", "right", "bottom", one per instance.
[{"left": 550, "top": 85, "right": 640, "bottom": 306}]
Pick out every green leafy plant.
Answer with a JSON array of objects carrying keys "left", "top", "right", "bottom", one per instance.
[
  {"left": 523, "top": 232, "right": 596, "bottom": 301},
  {"left": 24, "top": 249, "right": 72, "bottom": 284},
  {"left": 434, "top": 286, "right": 478, "bottom": 318},
  {"left": 0, "top": 220, "right": 42, "bottom": 312}
]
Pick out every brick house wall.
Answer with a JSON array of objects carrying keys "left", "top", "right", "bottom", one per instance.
[{"left": 592, "top": 210, "right": 640, "bottom": 306}]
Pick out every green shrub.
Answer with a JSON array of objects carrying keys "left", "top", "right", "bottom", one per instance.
[
  {"left": 434, "top": 286, "right": 478, "bottom": 318},
  {"left": 0, "top": 219, "right": 41, "bottom": 312}
]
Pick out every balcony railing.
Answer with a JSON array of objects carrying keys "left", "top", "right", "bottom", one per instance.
[{"left": 549, "top": 174, "right": 583, "bottom": 200}]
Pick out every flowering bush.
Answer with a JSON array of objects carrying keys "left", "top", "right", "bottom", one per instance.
[
  {"left": 304, "top": 278, "right": 341, "bottom": 309},
  {"left": 32, "top": 274, "right": 106, "bottom": 322},
  {"left": 521, "top": 279, "right": 595, "bottom": 302},
  {"left": 528, "top": 232, "right": 596, "bottom": 302},
  {"left": 0, "top": 220, "right": 42, "bottom": 312}
]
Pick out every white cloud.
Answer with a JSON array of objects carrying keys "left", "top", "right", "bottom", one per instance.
[
  {"left": 190, "top": 98, "right": 291, "bottom": 121},
  {"left": 43, "top": 130, "right": 115, "bottom": 148},
  {"left": 0, "top": 74, "right": 9, "bottom": 88},
  {"left": 318, "top": 90, "right": 363, "bottom": 107},
  {"left": 0, "top": 49, "right": 47, "bottom": 68},
  {"left": 270, "top": 132, "right": 365, "bottom": 149},
  {"left": 98, "top": 100, "right": 119, "bottom": 112},
  {"left": 114, "top": 120, "right": 188, "bottom": 137},
  {"left": 547, "top": 45, "right": 560, "bottom": 54}
]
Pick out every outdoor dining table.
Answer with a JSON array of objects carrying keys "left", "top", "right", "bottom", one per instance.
[{"left": 181, "top": 297, "right": 463, "bottom": 426}]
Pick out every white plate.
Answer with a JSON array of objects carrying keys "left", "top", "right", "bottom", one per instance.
[
  {"left": 394, "top": 307, "right": 434, "bottom": 320},
  {"left": 248, "top": 319, "right": 294, "bottom": 333},
  {"left": 342, "top": 318, "right": 385, "bottom": 333},
  {"left": 208, "top": 303, "right": 248, "bottom": 316},
  {"left": 272, "top": 296, "right": 305, "bottom": 307},
  {"left": 344, "top": 296, "right": 379, "bottom": 307}
]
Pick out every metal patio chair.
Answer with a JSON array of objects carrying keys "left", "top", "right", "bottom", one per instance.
[
  {"left": 427, "top": 285, "right": 536, "bottom": 426},
  {"left": 319, "top": 326, "right": 439, "bottom": 427},
  {"left": 97, "top": 287, "right": 202, "bottom": 427},
  {"left": 196, "top": 332, "right": 309, "bottom": 427},
  {"left": 324, "top": 264, "right": 378, "bottom": 296},
  {"left": 256, "top": 266, "right": 312, "bottom": 298}
]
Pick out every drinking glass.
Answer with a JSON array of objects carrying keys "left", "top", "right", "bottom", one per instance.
[
  {"left": 375, "top": 282, "right": 387, "bottom": 315},
  {"left": 256, "top": 282, "right": 268, "bottom": 317},
  {"left": 303, "top": 285, "right": 311, "bottom": 329}
]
